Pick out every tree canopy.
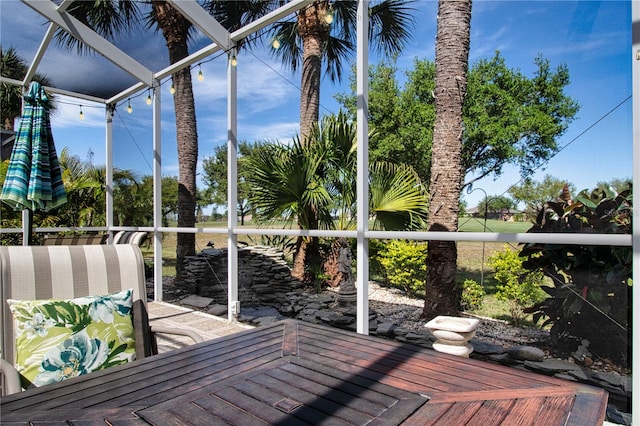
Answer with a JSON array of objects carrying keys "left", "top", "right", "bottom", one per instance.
[
  {"left": 336, "top": 52, "right": 580, "bottom": 187},
  {"left": 508, "top": 174, "right": 575, "bottom": 216},
  {"left": 201, "top": 141, "right": 255, "bottom": 225}
]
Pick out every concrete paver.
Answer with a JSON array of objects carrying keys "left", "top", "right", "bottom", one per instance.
[{"left": 147, "top": 301, "right": 253, "bottom": 352}]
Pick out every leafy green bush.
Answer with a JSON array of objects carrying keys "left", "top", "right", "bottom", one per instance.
[
  {"left": 488, "top": 247, "right": 546, "bottom": 325},
  {"left": 376, "top": 239, "right": 427, "bottom": 296},
  {"left": 460, "top": 279, "right": 485, "bottom": 312},
  {"left": 368, "top": 239, "right": 387, "bottom": 280},
  {"left": 521, "top": 186, "right": 632, "bottom": 365}
]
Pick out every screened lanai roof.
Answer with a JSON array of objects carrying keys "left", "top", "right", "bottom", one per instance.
[{"left": 0, "top": 0, "right": 313, "bottom": 103}]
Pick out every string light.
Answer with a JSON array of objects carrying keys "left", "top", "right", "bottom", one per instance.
[
  {"left": 324, "top": 11, "right": 333, "bottom": 24},
  {"left": 127, "top": 99, "right": 133, "bottom": 113},
  {"left": 230, "top": 55, "right": 237, "bottom": 67},
  {"left": 272, "top": 38, "right": 280, "bottom": 49},
  {"left": 79, "top": 105, "right": 84, "bottom": 120},
  {"left": 198, "top": 65, "right": 204, "bottom": 81},
  {"left": 146, "top": 90, "right": 152, "bottom": 105},
  {"left": 170, "top": 83, "right": 176, "bottom": 94}
]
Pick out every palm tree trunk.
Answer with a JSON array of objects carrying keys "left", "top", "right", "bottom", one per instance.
[
  {"left": 423, "top": 0, "right": 472, "bottom": 319},
  {"left": 298, "top": 2, "right": 330, "bottom": 142},
  {"left": 153, "top": 1, "right": 198, "bottom": 278}
]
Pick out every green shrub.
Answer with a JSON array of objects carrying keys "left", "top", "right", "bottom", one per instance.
[
  {"left": 460, "top": 279, "right": 485, "bottom": 312},
  {"left": 376, "top": 239, "right": 427, "bottom": 296},
  {"left": 488, "top": 247, "right": 546, "bottom": 325},
  {"left": 368, "top": 239, "right": 387, "bottom": 279}
]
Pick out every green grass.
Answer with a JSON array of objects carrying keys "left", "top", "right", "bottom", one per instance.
[{"left": 458, "top": 217, "right": 532, "bottom": 233}]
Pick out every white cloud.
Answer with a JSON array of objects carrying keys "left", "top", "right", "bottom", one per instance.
[{"left": 239, "top": 120, "right": 299, "bottom": 143}]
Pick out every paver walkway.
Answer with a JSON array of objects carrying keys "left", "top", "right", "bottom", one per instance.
[{"left": 147, "top": 301, "right": 253, "bottom": 352}]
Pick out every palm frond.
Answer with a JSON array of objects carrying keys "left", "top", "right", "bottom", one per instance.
[
  {"left": 369, "top": 0, "right": 416, "bottom": 56},
  {"left": 370, "top": 161, "right": 428, "bottom": 231},
  {"left": 58, "top": 1, "right": 142, "bottom": 54}
]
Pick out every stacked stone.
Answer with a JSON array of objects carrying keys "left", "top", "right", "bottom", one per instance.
[{"left": 181, "top": 246, "right": 303, "bottom": 306}]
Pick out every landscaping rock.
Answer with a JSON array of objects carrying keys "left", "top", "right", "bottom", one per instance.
[
  {"left": 207, "top": 304, "right": 228, "bottom": 316},
  {"left": 376, "top": 322, "right": 397, "bottom": 335},
  {"left": 507, "top": 345, "right": 545, "bottom": 362},
  {"left": 470, "top": 339, "right": 504, "bottom": 355},
  {"left": 523, "top": 359, "right": 582, "bottom": 375},
  {"left": 180, "top": 294, "right": 214, "bottom": 308}
]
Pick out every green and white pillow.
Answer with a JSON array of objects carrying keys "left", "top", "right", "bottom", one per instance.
[{"left": 7, "top": 289, "right": 136, "bottom": 389}]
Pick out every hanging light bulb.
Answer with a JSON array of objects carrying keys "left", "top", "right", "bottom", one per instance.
[
  {"left": 146, "top": 91, "right": 152, "bottom": 105},
  {"left": 324, "top": 11, "right": 333, "bottom": 24},
  {"left": 127, "top": 99, "right": 133, "bottom": 114},
  {"left": 170, "top": 83, "right": 176, "bottom": 94},
  {"left": 198, "top": 65, "right": 204, "bottom": 81},
  {"left": 230, "top": 55, "right": 237, "bottom": 67},
  {"left": 79, "top": 105, "right": 84, "bottom": 120},
  {"left": 272, "top": 38, "right": 281, "bottom": 49}
]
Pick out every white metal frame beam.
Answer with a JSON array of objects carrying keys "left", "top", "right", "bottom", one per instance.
[
  {"left": 0, "top": 77, "right": 107, "bottom": 104},
  {"left": 22, "top": 0, "right": 74, "bottom": 86},
  {"left": 227, "top": 48, "right": 239, "bottom": 321},
  {"left": 166, "top": 0, "right": 231, "bottom": 51},
  {"left": 108, "top": 0, "right": 314, "bottom": 105},
  {"left": 356, "top": 0, "right": 369, "bottom": 334},
  {"left": 21, "top": 0, "right": 154, "bottom": 87}
]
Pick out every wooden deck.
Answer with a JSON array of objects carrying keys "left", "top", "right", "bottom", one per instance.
[{"left": 0, "top": 319, "right": 608, "bottom": 425}]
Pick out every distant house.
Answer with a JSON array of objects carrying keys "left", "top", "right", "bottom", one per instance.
[
  {"left": 1, "top": 129, "right": 16, "bottom": 161},
  {"left": 466, "top": 207, "right": 520, "bottom": 221}
]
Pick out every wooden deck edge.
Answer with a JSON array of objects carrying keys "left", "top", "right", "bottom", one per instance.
[{"left": 428, "top": 384, "right": 605, "bottom": 404}]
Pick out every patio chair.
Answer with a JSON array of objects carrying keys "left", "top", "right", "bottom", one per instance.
[
  {"left": 113, "top": 231, "right": 148, "bottom": 246},
  {"left": 0, "top": 244, "right": 203, "bottom": 395}
]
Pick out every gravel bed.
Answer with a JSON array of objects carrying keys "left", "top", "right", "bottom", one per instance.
[{"left": 366, "top": 281, "right": 550, "bottom": 347}]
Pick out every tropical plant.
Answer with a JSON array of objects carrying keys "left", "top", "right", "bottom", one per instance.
[
  {"left": 423, "top": 0, "right": 472, "bottom": 318},
  {"left": 54, "top": 148, "right": 140, "bottom": 228},
  {"left": 246, "top": 112, "right": 427, "bottom": 284},
  {"left": 1, "top": 46, "right": 54, "bottom": 130},
  {"left": 269, "top": 0, "right": 415, "bottom": 140},
  {"left": 246, "top": 135, "right": 332, "bottom": 281},
  {"left": 521, "top": 186, "right": 632, "bottom": 365}
]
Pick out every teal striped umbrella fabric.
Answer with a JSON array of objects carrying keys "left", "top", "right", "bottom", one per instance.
[{"left": 1, "top": 82, "right": 67, "bottom": 211}]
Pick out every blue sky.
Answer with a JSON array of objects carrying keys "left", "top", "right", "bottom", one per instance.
[{"left": 1, "top": 1, "right": 632, "bottom": 211}]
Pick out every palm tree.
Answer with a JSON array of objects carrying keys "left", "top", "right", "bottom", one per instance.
[
  {"left": 423, "top": 0, "right": 472, "bottom": 318},
  {"left": 247, "top": 113, "right": 427, "bottom": 283},
  {"left": 56, "top": 147, "right": 139, "bottom": 228},
  {"left": 1, "top": 47, "right": 54, "bottom": 130},
  {"left": 270, "top": 0, "right": 415, "bottom": 140},
  {"left": 55, "top": 1, "right": 272, "bottom": 278}
]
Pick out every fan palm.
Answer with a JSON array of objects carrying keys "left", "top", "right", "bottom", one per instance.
[
  {"left": 269, "top": 0, "right": 415, "bottom": 140},
  {"left": 55, "top": 147, "right": 139, "bottom": 228},
  {"left": 1, "top": 47, "right": 55, "bottom": 130},
  {"left": 247, "top": 113, "right": 427, "bottom": 283}
]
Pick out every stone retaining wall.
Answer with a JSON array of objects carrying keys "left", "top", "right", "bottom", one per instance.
[{"left": 181, "top": 246, "right": 304, "bottom": 305}]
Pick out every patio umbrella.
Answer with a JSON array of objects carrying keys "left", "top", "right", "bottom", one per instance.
[{"left": 1, "top": 81, "right": 67, "bottom": 244}]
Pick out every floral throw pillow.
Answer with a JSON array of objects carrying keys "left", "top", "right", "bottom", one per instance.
[{"left": 7, "top": 289, "right": 136, "bottom": 389}]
